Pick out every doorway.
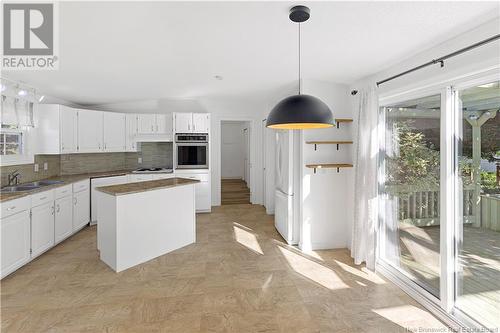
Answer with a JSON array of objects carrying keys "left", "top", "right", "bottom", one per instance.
[{"left": 221, "top": 121, "right": 251, "bottom": 205}]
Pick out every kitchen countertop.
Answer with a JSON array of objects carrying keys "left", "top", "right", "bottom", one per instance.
[
  {"left": 96, "top": 177, "right": 199, "bottom": 196},
  {"left": 0, "top": 169, "right": 135, "bottom": 203}
]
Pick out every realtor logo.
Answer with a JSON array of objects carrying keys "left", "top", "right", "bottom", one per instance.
[{"left": 2, "top": 2, "right": 58, "bottom": 70}]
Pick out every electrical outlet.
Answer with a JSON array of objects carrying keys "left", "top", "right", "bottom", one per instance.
[
  {"left": 34, "top": 164, "right": 39, "bottom": 172},
  {"left": 138, "top": 157, "right": 142, "bottom": 164},
  {"left": 44, "top": 162, "right": 48, "bottom": 170}
]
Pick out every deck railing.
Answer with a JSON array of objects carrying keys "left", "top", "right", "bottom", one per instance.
[{"left": 385, "top": 185, "right": 476, "bottom": 227}]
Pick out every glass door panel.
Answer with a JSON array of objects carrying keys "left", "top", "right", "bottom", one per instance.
[
  {"left": 455, "top": 80, "right": 500, "bottom": 328},
  {"left": 380, "top": 94, "right": 441, "bottom": 297}
]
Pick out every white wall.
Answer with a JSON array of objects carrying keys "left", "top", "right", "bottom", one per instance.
[
  {"left": 352, "top": 18, "right": 500, "bottom": 95},
  {"left": 221, "top": 122, "right": 245, "bottom": 179},
  {"left": 299, "top": 79, "right": 354, "bottom": 251}
]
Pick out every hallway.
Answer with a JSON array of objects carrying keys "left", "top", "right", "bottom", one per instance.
[{"left": 221, "top": 179, "right": 251, "bottom": 205}]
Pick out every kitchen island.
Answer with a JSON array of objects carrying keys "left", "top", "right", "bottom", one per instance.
[{"left": 95, "top": 177, "right": 199, "bottom": 272}]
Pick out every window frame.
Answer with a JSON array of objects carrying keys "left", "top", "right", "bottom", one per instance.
[{"left": 375, "top": 68, "right": 500, "bottom": 330}]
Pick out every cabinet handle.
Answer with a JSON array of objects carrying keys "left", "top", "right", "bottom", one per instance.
[
  {"left": 156, "top": 124, "right": 159, "bottom": 132},
  {"left": 74, "top": 197, "right": 77, "bottom": 205},
  {"left": 51, "top": 206, "right": 55, "bottom": 215},
  {"left": 151, "top": 125, "right": 154, "bottom": 132},
  {"left": 7, "top": 206, "right": 16, "bottom": 211},
  {"left": 56, "top": 204, "right": 60, "bottom": 213}
]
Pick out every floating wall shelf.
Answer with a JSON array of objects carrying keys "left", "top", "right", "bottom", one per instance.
[
  {"left": 335, "top": 118, "right": 353, "bottom": 128},
  {"left": 306, "top": 140, "right": 353, "bottom": 151},
  {"left": 306, "top": 163, "right": 354, "bottom": 173}
]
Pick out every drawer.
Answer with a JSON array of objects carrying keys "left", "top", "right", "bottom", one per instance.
[
  {"left": 1, "top": 196, "right": 31, "bottom": 218},
  {"left": 55, "top": 184, "right": 72, "bottom": 199},
  {"left": 31, "top": 189, "right": 54, "bottom": 208},
  {"left": 176, "top": 174, "right": 209, "bottom": 182},
  {"left": 73, "top": 180, "right": 90, "bottom": 193}
]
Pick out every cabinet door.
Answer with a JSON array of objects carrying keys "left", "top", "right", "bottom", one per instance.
[
  {"left": 174, "top": 113, "right": 192, "bottom": 133},
  {"left": 73, "top": 190, "right": 90, "bottom": 231},
  {"left": 1, "top": 210, "right": 30, "bottom": 278},
  {"left": 137, "top": 114, "right": 156, "bottom": 134},
  {"left": 103, "top": 112, "right": 126, "bottom": 152},
  {"left": 60, "top": 106, "right": 78, "bottom": 153},
  {"left": 31, "top": 202, "right": 55, "bottom": 258},
  {"left": 125, "top": 114, "right": 138, "bottom": 151},
  {"left": 156, "top": 114, "right": 173, "bottom": 136},
  {"left": 55, "top": 195, "right": 73, "bottom": 244},
  {"left": 78, "top": 110, "right": 103, "bottom": 152},
  {"left": 192, "top": 113, "right": 209, "bottom": 133}
]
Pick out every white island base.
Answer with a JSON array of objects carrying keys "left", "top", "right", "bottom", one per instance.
[{"left": 96, "top": 179, "right": 196, "bottom": 272}]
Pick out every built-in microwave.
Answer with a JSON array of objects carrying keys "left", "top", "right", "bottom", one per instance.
[{"left": 175, "top": 134, "right": 209, "bottom": 169}]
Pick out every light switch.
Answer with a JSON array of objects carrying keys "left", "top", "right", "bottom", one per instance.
[
  {"left": 44, "top": 162, "right": 48, "bottom": 170},
  {"left": 138, "top": 157, "right": 142, "bottom": 164},
  {"left": 34, "top": 164, "right": 39, "bottom": 172}
]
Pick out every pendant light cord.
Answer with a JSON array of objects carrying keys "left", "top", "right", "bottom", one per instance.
[{"left": 298, "top": 22, "right": 301, "bottom": 95}]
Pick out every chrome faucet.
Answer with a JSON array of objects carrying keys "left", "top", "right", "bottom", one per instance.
[{"left": 7, "top": 170, "right": 20, "bottom": 186}]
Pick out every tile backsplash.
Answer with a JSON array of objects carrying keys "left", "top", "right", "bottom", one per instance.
[
  {"left": 0, "top": 155, "right": 61, "bottom": 187},
  {"left": 0, "top": 142, "right": 173, "bottom": 186}
]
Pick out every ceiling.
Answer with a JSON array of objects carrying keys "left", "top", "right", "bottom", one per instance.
[{"left": 3, "top": 1, "right": 499, "bottom": 106}]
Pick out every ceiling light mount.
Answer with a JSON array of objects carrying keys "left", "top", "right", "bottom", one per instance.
[{"left": 289, "top": 5, "right": 310, "bottom": 23}]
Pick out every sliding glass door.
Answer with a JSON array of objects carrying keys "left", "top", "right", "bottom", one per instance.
[
  {"left": 379, "top": 93, "right": 442, "bottom": 298},
  {"left": 455, "top": 80, "right": 500, "bottom": 328},
  {"left": 378, "top": 76, "right": 499, "bottom": 330}
]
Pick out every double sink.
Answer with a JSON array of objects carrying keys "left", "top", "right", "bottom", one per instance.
[{"left": 1, "top": 180, "right": 65, "bottom": 193}]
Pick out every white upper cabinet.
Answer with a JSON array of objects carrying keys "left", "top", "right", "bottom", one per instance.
[
  {"left": 174, "top": 113, "right": 210, "bottom": 134},
  {"left": 156, "top": 114, "right": 172, "bottom": 135},
  {"left": 60, "top": 107, "right": 78, "bottom": 153},
  {"left": 125, "top": 114, "right": 138, "bottom": 151},
  {"left": 103, "top": 112, "right": 126, "bottom": 152},
  {"left": 174, "top": 113, "right": 192, "bottom": 133},
  {"left": 192, "top": 113, "right": 210, "bottom": 133},
  {"left": 78, "top": 110, "right": 103, "bottom": 153},
  {"left": 137, "top": 114, "right": 156, "bottom": 134},
  {"left": 36, "top": 104, "right": 78, "bottom": 154},
  {"left": 137, "top": 113, "right": 173, "bottom": 137}
]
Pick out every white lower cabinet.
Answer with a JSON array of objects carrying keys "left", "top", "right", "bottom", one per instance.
[
  {"left": 73, "top": 189, "right": 90, "bottom": 231},
  {"left": 54, "top": 195, "right": 73, "bottom": 244},
  {"left": 31, "top": 201, "right": 55, "bottom": 258},
  {"left": 175, "top": 173, "right": 211, "bottom": 212},
  {"left": 1, "top": 210, "right": 30, "bottom": 279}
]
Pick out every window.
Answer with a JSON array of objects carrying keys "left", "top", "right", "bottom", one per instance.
[
  {"left": 377, "top": 74, "right": 500, "bottom": 330},
  {"left": 455, "top": 80, "right": 499, "bottom": 328},
  {"left": 379, "top": 93, "right": 442, "bottom": 298},
  {"left": 0, "top": 131, "right": 23, "bottom": 155}
]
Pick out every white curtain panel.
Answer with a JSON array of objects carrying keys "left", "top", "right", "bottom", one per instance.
[{"left": 351, "top": 85, "right": 379, "bottom": 270}]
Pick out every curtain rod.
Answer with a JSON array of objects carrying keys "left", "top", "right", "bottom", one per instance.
[{"left": 375, "top": 34, "right": 500, "bottom": 87}]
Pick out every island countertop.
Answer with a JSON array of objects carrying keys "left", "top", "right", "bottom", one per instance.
[{"left": 96, "top": 177, "right": 199, "bottom": 196}]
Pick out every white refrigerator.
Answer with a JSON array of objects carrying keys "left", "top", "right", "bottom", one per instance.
[{"left": 274, "top": 130, "right": 299, "bottom": 245}]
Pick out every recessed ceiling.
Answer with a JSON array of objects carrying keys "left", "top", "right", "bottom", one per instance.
[{"left": 3, "top": 1, "right": 499, "bottom": 105}]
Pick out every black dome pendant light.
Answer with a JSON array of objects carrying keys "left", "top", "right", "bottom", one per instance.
[{"left": 266, "top": 5, "right": 334, "bottom": 130}]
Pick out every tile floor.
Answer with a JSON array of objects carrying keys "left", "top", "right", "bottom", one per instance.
[{"left": 0, "top": 204, "right": 448, "bottom": 332}]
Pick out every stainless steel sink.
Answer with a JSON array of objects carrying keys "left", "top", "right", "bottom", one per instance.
[
  {"left": 1, "top": 185, "right": 41, "bottom": 192},
  {"left": 28, "top": 180, "right": 65, "bottom": 186}
]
